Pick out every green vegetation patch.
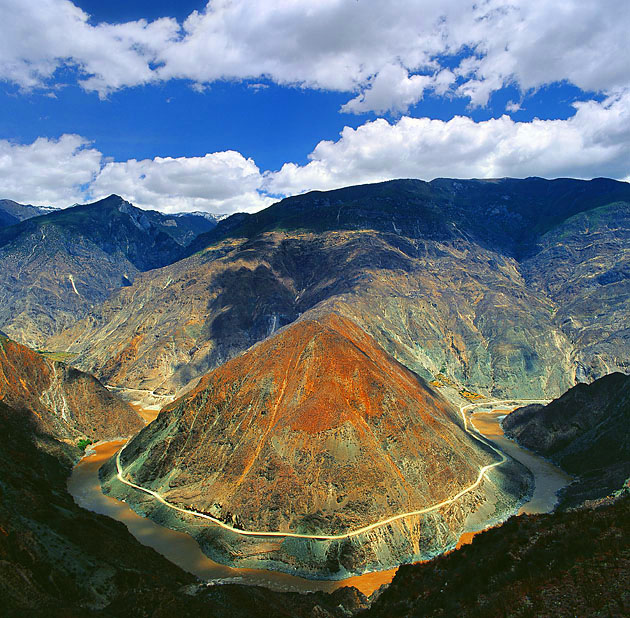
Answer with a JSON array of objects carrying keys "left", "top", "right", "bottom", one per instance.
[
  {"left": 77, "top": 438, "right": 94, "bottom": 452},
  {"left": 37, "top": 350, "right": 78, "bottom": 363}
]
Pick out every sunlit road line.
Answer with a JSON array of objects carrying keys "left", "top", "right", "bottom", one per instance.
[{"left": 115, "top": 398, "right": 549, "bottom": 541}]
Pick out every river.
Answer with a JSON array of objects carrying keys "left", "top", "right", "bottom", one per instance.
[
  {"left": 469, "top": 407, "right": 572, "bottom": 515},
  {"left": 67, "top": 404, "right": 571, "bottom": 596}
]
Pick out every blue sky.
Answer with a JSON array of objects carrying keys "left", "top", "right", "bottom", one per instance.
[{"left": 0, "top": 1, "right": 629, "bottom": 213}]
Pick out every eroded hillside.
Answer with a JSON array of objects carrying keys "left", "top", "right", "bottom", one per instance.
[
  {"left": 0, "top": 334, "right": 143, "bottom": 442},
  {"left": 49, "top": 178, "right": 630, "bottom": 406}
]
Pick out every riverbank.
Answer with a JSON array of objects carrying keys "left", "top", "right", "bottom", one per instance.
[
  {"left": 68, "top": 401, "right": 571, "bottom": 594},
  {"left": 69, "top": 441, "right": 393, "bottom": 596}
]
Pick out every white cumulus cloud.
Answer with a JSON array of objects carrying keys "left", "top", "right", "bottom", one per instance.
[
  {"left": 265, "top": 91, "right": 630, "bottom": 195},
  {"left": 1, "top": 0, "right": 629, "bottom": 112},
  {"left": 3, "top": 93, "right": 630, "bottom": 213},
  {"left": 0, "top": 0, "right": 177, "bottom": 97},
  {"left": 89, "top": 151, "right": 272, "bottom": 213},
  {"left": 0, "top": 134, "right": 101, "bottom": 207}
]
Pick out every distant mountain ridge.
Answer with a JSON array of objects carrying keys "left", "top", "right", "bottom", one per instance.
[
  {"left": 0, "top": 195, "right": 222, "bottom": 347},
  {"left": 187, "top": 176, "right": 630, "bottom": 258},
  {"left": 0, "top": 198, "right": 58, "bottom": 228}
]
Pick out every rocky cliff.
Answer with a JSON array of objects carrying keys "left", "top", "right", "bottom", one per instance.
[{"left": 49, "top": 178, "right": 630, "bottom": 407}]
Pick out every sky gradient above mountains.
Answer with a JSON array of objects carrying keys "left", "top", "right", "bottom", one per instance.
[{"left": 1, "top": 0, "right": 629, "bottom": 212}]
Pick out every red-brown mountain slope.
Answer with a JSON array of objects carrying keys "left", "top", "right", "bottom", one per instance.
[
  {"left": 118, "top": 313, "right": 495, "bottom": 535},
  {"left": 0, "top": 335, "right": 143, "bottom": 441}
]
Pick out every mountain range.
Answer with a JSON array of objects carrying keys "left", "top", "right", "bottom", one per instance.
[
  {"left": 0, "top": 195, "right": 220, "bottom": 348},
  {"left": 0, "top": 177, "right": 628, "bottom": 614},
  {"left": 42, "top": 177, "right": 630, "bottom": 407},
  {"left": 0, "top": 198, "right": 58, "bottom": 228}
]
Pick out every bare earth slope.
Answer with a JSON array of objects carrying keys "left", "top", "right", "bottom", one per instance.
[
  {"left": 0, "top": 334, "right": 143, "bottom": 442},
  {"left": 102, "top": 313, "right": 528, "bottom": 576},
  {"left": 51, "top": 229, "right": 572, "bottom": 403},
  {"left": 50, "top": 178, "right": 630, "bottom": 407}
]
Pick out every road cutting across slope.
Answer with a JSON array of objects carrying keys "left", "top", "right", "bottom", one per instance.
[{"left": 115, "top": 398, "right": 549, "bottom": 541}]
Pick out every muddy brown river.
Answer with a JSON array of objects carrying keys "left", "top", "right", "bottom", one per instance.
[{"left": 67, "top": 406, "right": 571, "bottom": 596}]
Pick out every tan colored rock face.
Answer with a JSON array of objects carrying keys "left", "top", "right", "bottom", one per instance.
[
  {"left": 0, "top": 336, "right": 143, "bottom": 441},
  {"left": 120, "top": 314, "right": 494, "bottom": 535},
  {"left": 49, "top": 178, "right": 630, "bottom": 407}
]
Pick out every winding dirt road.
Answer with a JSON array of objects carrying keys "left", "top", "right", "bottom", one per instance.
[{"left": 115, "top": 398, "right": 549, "bottom": 541}]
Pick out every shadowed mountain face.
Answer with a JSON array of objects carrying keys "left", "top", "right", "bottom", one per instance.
[
  {"left": 50, "top": 178, "right": 630, "bottom": 405},
  {"left": 187, "top": 177, "right": 630, "bottom": 258},
  {"left": 522, "top": 202, "right": 630, "bottom": 381},
  {"left": 0, "top": 334, "right": 143, "bottom": 442},
  {"left": 362, "top": 496, "right": 630, "bottom": 618},
  {"left": 0, "top": 195, "right": 218, "bottom": 348},
  {"left": 503, "top": 372, "right": 630, "bottom": 507}
]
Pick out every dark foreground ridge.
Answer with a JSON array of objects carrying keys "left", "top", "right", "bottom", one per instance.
[
  {"left": 362, "top": 495, "right": 629, "bottom": 618},
  {"left": 504, "top": 372, "right": 630, "bottom": 508}
]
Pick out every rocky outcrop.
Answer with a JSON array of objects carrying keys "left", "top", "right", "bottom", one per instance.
[
  {"left": 0, "top": 335, "right": 143, "bottom": 442},
  {"left": 503, "top": 372, "right": 630, "bottom": 506},
  {"left": 0, "top": 195, "right": 217, "bottom": 348},
  {"left": 102, "top": 313, "right": 528, "bottom": 577},
  {"left": 521, "top": 201, "right": 630, "bottom": 382}
]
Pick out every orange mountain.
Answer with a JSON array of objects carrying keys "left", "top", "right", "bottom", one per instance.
[{"left": 119, "top": 313, "right": 494, "bottom": 534}]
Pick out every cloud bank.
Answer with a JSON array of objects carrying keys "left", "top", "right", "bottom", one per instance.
[
  {"left": 1, "top": 0, "right": 629, "bottom": 112},
  {"left": 89, "top": 152, "right": 273, "bottom": 213},
  {"left": 1, "top": 92, "right": 629, "bottom": 212}
]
